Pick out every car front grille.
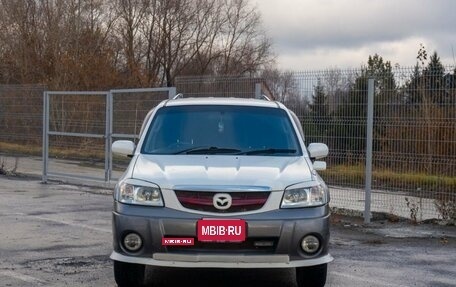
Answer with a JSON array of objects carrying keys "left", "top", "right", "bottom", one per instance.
[{"left": 174, "top": 190, "right": 270, "bottom": 213}]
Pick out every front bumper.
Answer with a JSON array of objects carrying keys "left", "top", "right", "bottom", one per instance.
[
  {"left": 111, "top": 202, "right": 332, "bottom": 268},
  {"left": 110, "top": 251, "right": 333, "bottom": 268}
]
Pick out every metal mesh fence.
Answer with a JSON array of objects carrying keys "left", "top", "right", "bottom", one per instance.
[
  {"left": 288, "top": 70, "right": 369, "bottom": 217},
  {"left": 49, "top": 94, "right": 107, "bottom": 135},
  {"left": 0, "top": 85, "right": 45, "bottom": 176},
  {"left": 42, "top": 89, "right": 174, "bottom": 182},
  {"left": 0, "top": 85, "right": 44, "bottom": 154},
  {"left": 175, "top": 76, "right": 264, "bottom": 98},
  {"left": 173, "top": 67, "right": 456, "bottom": 221},
  {"left": 282, "top": 67, "right": 455, "bottom": 221},
  {"left": 1, "top": 66, "right": 455, "bottom": 221},
  {"left": 45, "top": 92, "right": 108, "bottom": 181}
]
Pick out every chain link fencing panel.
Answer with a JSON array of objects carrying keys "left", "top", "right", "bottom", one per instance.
[
  {"left": 45, "top": 92, "right": 108, "bottom": 181},
  {"left": 285, "top": 67, "right": 455, "bottom": 221},
  {"left": 174, "top": 67, "right": 456, "bottom": 221},
  {"left": 42, "top": 89, "right": 175, "bottom": 183},
  {"left": 0, "top": 85, "right": 45, "bottom": 176},
  {"left": 1, "top": 66, "right": 455, "bottom": 222}
]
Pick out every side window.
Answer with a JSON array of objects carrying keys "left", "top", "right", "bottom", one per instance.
[{"left": 290, "top": 110, "right": 305, "bottom": 143}]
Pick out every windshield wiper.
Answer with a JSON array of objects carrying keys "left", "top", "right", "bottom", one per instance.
[
  {"left": 237, "top": 148, "right": 297, "bottom": 155},
  {"left": 174, "top": 146, "right": 242, "bottom": 155}
]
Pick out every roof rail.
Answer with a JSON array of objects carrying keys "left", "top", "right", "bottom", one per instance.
[
  {"left": 172, "top": 93, "right": 184, "bottom": 100},
  {"left": 260, "top": 94, "right": 272, "bottom": 101}
]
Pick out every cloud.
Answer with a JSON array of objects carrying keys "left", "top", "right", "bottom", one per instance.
[
  {"left": 276, "top": 37, "right": 456, "bottom": 70},
  {"left": 254, "top": 0, "right": 456, "bottom": 68}
]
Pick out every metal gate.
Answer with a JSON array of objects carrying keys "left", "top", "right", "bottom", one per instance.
[{"left": 42, "top": 88, "right": 176, "bottom": 184}]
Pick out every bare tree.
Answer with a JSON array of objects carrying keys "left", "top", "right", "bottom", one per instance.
[
  {"left": 113, "top": 0, "right": 150, "bottom": 86},
  {"left": 260, "top": 68, "right": 299, "bottom": 103},
  {"left": 323, "top": 69, "right": 346, "bottom": 113},
  {"left": 217, "top": 0, "right": 273, "bottom": 75},
  {"left": 0, "top": 0, "right": 43, "bottom": 83},
  {"left": 0, "top": 0, "right": 274, "bottom": 88}
]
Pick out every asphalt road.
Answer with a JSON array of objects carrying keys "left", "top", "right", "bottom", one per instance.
[{"left": 0, "top": 176, "right": 455, "bottom": 287}]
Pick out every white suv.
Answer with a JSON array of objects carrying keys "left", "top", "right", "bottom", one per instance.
[{"left": 111, "top": 97, "right": 332, "bottom": 287}]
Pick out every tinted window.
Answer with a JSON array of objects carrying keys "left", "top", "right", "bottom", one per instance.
[{"left": 141, "top": 105, "right": 301, "bottom": 156}]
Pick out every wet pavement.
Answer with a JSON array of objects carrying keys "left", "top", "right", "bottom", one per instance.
[{"left": 0, "top": 175, "right": 455, "bottom": 287}]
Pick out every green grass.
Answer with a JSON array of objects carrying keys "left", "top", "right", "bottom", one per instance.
[{"left": 0, "top": 142, "right": 42, "bottom": 156}]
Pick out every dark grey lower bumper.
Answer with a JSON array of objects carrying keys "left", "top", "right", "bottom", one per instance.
[{"left": 112, "top": 203, "right": 331, "bottom": 268}]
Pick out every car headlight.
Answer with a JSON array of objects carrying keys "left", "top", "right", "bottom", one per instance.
[
  {"left": 116, "top": 179, "right": 164, "bottom": 206},
  {"left": 281, "top": 182, "right": 328, "bottom": 208}
]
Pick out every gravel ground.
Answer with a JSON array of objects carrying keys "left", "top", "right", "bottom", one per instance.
[{"left": 0, "top": 175, "right": 455, "bottom": 287}]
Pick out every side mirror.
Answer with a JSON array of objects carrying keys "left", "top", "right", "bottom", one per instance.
[
  {"left": 112, "top": 140, "right": 135, "bottom": 157},
  {"left": 313, "top": 161, "right": 327, "bottom": 171},
  {"left": 307, "top": 143, "right": 329, "bottom": 160}
]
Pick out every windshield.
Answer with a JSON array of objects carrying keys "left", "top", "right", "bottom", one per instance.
[{"left": 141, "top": 105, "right": 302, "bottom": 156}]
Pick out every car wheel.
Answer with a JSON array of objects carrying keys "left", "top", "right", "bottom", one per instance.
[
  {"left": 296, "top": 264, "right": 327, "bottom": 287},
  {"left": 114, "top": 260, "right": 146, "bottom": 287}
]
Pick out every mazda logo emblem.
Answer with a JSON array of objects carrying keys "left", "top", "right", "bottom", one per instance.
[{"left": 213, "top": 193, "right": 232, "bottom": 210}]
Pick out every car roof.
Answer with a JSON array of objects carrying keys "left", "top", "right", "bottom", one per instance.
[{"left": 162, "top": 97, "right": 283, "bottom": 109}]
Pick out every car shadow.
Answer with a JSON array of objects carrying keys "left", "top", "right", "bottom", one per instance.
[{"left": 145, "top": 267, "right": 297, "bottom": 287}]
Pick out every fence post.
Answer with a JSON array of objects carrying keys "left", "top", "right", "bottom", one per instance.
[
  {"left": 168, "top": 87, "right": 177, "bottom": 99},
  {"left": 109, "top": 91, "right": 113, "bottom": 182},
  {"left": 364, "top": 78, "right": 375, "bottom": 224},
  {"left": 105, "top": 91, "right": 112, "bottom": 183},
  {"left": 254, "top": 83, "right": 262, "bottom": 99},
  {"left": 42, "top": 91, "right": 49, "bottom": 183}
]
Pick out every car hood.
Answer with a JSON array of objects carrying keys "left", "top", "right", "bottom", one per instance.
[{"left": 131, "top": 154, "right": 313, "bottom": 191}]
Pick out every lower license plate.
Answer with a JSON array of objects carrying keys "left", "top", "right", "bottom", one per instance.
[{"left": 197, "top": 219, "right": 246, "bottom": 242}]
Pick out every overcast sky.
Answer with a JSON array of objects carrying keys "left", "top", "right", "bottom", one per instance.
[{"left": 255, "top": 0, "right": 456, "bottom": 70}]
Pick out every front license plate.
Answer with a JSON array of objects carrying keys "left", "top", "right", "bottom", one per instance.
[{"left": 197, "top": 219, "right": 246, "bottom": 242}]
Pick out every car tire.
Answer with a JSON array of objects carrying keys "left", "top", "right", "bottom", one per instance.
[
  {"left": 114, "top": 260, "right": 146, "bottom": 287},
  {"left": 296, "top": 263, "right": 327, "bottom": 287}
]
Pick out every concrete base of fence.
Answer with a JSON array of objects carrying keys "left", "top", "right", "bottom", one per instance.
[{"left": 330, "top": 186, "right": 440, "bottom": 222}]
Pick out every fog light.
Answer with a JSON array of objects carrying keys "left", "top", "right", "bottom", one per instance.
[
  {"left": 301, "top": 235, "right": 320, "bottom": 254},
  {"left": 123, "top": 233, "right": 142, "bottom": 252}
]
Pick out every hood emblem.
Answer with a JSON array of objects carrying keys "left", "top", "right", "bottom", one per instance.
[{"left": 213, "top": 193, "right": 232, "bottom": 210}]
